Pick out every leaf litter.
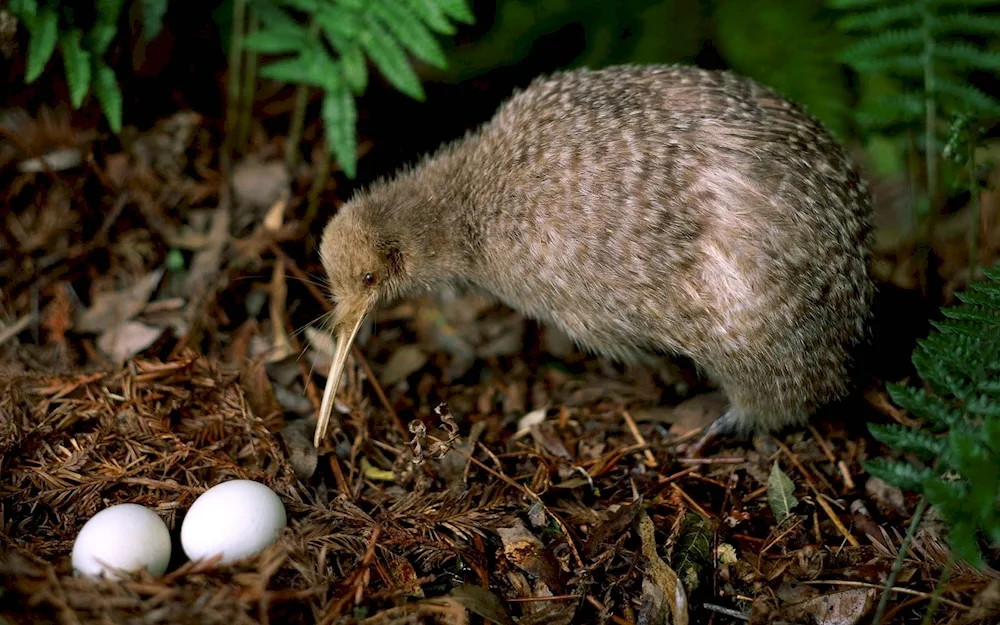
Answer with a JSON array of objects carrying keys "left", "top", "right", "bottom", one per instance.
[{"left": 0, "top": 98, "right": 998, "bottom": 625}]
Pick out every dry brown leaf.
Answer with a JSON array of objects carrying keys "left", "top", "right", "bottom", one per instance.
[
  {"left": 96, "top": 320, "right": 164, "bottom": 365},
  {"left": 75, "top": 269, "right": 164, "bottom": 333}
]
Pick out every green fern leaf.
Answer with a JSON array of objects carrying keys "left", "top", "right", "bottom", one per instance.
[
  {"left": 243, "top": 26, "right": 308, "bottom": 54},
  {"left": 360, "top": 14, "right": 425, "bottom": 100},
  {"left": 322, "top": 80, "right": 358, "bottom": 179},
  {"left": 141, "top": 0, "right": 169, "bottom": 39},
  {"left": 839, "top": 29, "right": 923, "bottom": 63},
  {"left": 259, "top": 43, "right": 338, "bottom": 90},
  {"left": 93, "top": 61, "right": 123, "bottom": 133},
  {"left": 316, "top": 4, "right": 362, "bottom": 45},
  {"left": 431, "top": 0, "right": 475, "bottom": 24},
  {"left": 845, "top": 53, "right": 925, "bottom": 76},
  {"left": 275, "top": 0, "right": 319, "bottom": 10},
  {"left": 371, "top": 0, "right": 448, "bottom": 69},
  {"left": 406, "top": 0, "right": 457, "bottom": 35},
  {"left": 826, "top": 0, "right": 884, "bottom": 8},
  {"left": 9, "top": 0, "right": 38, "bottom": 17},
  {"left": 247, "top": 0, "right": 300, "bottom": 30},
  {"left": 935, "top": 42, "right": 1000, "bottom": 71},
  {"left": 60, "top": 30, "right": 92, "bottom": 108},
  {"left": 24, "top": 8, "right": 59, "bottom": 83},
  {"left": 856, "top": 93, "right": 925, "bottom": 128},
  {"left": 935, "top": 13, "right": 1000, "bottom": 34},
  {"left": 864, "top": 458, "right": 934, "bottom": 491},
  {"left": 836, "top": 5, "right": 919, "bottom": 31},
  {"left": 936, "top": 77, "right": 1000, "bottom": 114},
  {"left": 869, "top": 423, "right": 947, "bottom": 461},
  {"left": 88, "top": 0, "right": 125, "bottom": 55},
  {"left": 339, "top": 41, "right": 368, "bottom": 93}
]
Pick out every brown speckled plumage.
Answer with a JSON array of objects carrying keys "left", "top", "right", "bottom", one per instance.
[{"left": 314, "top": 64, "right": 875, "bottom": 448}]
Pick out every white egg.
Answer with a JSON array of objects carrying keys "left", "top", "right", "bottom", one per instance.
[
  {"left": 180, "top": 480, "right": 287, "bottom": 564},
  {"left": 71, "top": 503, "right": 172, "bottom": 579}
]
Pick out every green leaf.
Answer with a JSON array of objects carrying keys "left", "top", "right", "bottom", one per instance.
[
  {"left": 243, "top": 26, "right": 309, "bottom": 54},
  {"left": 936, "top": 78, "right": 1000, "bottom": 114},
  {"left": 431, "top": 0, "right": 475, "bottom": 23},
  {"left": 847, "top": 53, "right": 925, "bottom": 75},
  {"left": 869, "top": 423, "right": 947, "bottom": 461},
  {"left": 60, "top": 30, "right": 92, "bottom": 109},
  {"left": 94, "top": 62, "right": 123, "bottom": 133},
  {"left": 141, "top": 0, "right": 169, "bottom": 40},
  {"left": 338, "top": 41, "right": 368, "bottom": 93},
  {"left": 322, "top": 81, "right": 358, "bottom": 179},
  {"left": 24, "top": 8, "right": 59, "bottom": 83},
  {"left": 864, "top": 458, "right": 935, "bottom": 491},
  {"left": 838, "top": 29, "right": 922, "bottom": 63},
  {"left": 276, "top": 0, "right": 319, "bottom": 10},
  {"left": 766, "top": 461, "right": 798, "bottom": 522},
  {"left": 316, "top": 3, "right": 363, "bottom": 42},
  {"left": 9, "top": 0, "right": 38, "bottom": 18},
  {"left": 936, "top": 42, "right": 1000, "bottom": 70},
  {"left": 360, "top": 14, "right": 425, "bottom": 100},
  {"left": 371, "top": 1, "right": 448, "bottom": 69},
  {"left": 935, "top": 13, "right": 1000, "bottom": 34},
  {"left": 836, "top": 5, "right": 919, "bottom": 31},
  {"left": 406, "top": 0, "right": 457, "bottom": 35},
  {"left": 86, "top": 24, "right": 119, "bottom": 57}
]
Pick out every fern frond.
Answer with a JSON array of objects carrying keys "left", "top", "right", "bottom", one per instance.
[
  {"left": 836, "top": 5, "right": 920, "bottom": 31},
  {"left": 431, "top": 0, "right": 475, "bottom": 24},
  {"left": 935, "top": 77, "right": 1000, "bottom": 114},
  {"left": 845, "top": 53, "right": 925, "bottom": 76},
  {"left": 322, "top": 80, "right": 357, "bottom": 179},
  {"left": 935, "top": 42, "right": 1000, "bottom": 71},
  {"left": 869, "top": 423, "right": 947, "bottom": 461},
  {"left": 360, "top": 13, "right": 425, "bottom": 100},
  {"left": 935, "top": 13, "right": 1000, "bottom": 34},
  {"left": 838, "top": 28, "right": 923, "bottom": 62},
  {"left": 864, "top": 458, "right": 935, "bottom": 491},
  {"left": 826, "top": 0, "right": 885, "bottom": 9},
  {"left": 370, "top": 1, "right": 448, "bottom": 69},
  {"left": 406, "top": 0, "right": 458, "bottom": 35}
]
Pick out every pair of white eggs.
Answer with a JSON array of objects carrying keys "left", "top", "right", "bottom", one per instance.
[{"left": 71, "top": 480, "right": 287, "bottom": 580}]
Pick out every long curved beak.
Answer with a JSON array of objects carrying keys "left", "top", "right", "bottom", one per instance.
[{"left": 314, "top": 314, "right": 367, "bottom": 447}]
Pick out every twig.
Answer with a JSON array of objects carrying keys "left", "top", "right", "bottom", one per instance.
[
  {"left": 621, "top": 409, "right": 657, "bottom": 467},
  {"left": 802, "top": 577, "right": 968, "bottom": 612},
  {"left": 223, "top": 0, "right": 247, "bottom": 170},
  {"left": 670, "top": 482, "right": 711, "bottom": 519},
  {"left": 585, "top": 595, "right": 632, "bottom": 625},
  {"left": 0, "top": 313, "right": 34, "bottom": 346},
  {"left": 236, "top": 6, "right": 259, "bottom": 153},
  {"left": 703, "top": 603, "right": 749, "bottom": 621}
]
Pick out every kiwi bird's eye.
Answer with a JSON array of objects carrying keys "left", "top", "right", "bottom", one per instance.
[{"left": 363, "top": 273, "right": 376, "bottom": 287}]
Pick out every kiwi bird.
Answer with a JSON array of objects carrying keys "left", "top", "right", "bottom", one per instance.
[{"left": 313, "top": 64, "right": 874, "bottom": 451}]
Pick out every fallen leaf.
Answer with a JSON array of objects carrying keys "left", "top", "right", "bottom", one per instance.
[
  {"left": 448, "top": 584, "right": 514, "bottom": 625},
  {"left": 280, "top": 417, "right": 318, "bottom": 480},
  {"left": 782, "top": 587, "right": 875, "bottom": 625},
  {"left": 183, "top": 203, "right": 230, "bottom": 297},
  {"left": 667, "top": 391, "right": 728, "bottom": 436},
  {"left": 380, "top": 345, "right": 428, "bottom": 387},
  {"left": 96, "top": 321, "right": 163, "bottom": 365},
  {"left": 233, "top": 160, "right": 290, "bottom": 212},
  {"left": 75, "top": 269, "right": 164, "bottom": 333},
  {"left": 638, "top": 508, "right": 689, "bottom": 625},
  {"left": 497, "top": 523, "right": 564, "bottom": 592},
  {"left": 767, "top": 461, "right": 799, "bottom": 523}
]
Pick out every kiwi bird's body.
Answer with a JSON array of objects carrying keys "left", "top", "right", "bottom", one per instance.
[{"left": 316, "top": 64, "right": 874, "bottom": 446}]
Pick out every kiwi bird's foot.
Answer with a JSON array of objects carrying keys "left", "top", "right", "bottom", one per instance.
[{"left": 682, "top": 408, "right": 742, "bottom": 458}]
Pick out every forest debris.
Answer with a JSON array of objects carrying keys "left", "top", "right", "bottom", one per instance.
[
  {"left": 767, "top": 461, "right": 799, "bottom": 523},
  {"left": 380, "top": 344, "right": 429, "bottom": 387},
  {"left": 75, "top": 268, "right": 164, "bottom": 333},
  {"left": 96, "top": 319, "right": 164, "bottom": 365},
  {"left": 637, "top": 509, "right": 688, "bottom": 625},
  {"left": 448, "top": 584, "right": 514, "bottom": 625},
  {"left": 667, "top": 391, "right": 728, "bottom": 436},
  {"left": 497, "top": 523, "right": 564, "bottom": 593}
]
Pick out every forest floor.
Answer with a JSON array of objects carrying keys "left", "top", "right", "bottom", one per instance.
[{"left": 2, "top": 84, "right": 1000, "bottom": 625}]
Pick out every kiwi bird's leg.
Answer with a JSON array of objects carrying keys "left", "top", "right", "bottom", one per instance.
[
  {"left": 314, "top": 315, "right": 366, "bottom": 448},
  {"left": 684, "top": 408, "right": 743, "bottom": 458}
]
